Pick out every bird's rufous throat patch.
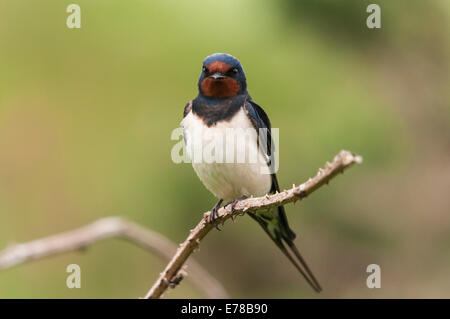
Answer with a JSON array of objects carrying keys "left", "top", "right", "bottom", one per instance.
[{"left": 201, "top": 62, "right": 240, "bottom": 98}]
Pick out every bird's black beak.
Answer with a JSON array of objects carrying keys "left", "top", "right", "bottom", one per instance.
[{"left": 209, "top": 73, "right": 226, "bottom": 80}]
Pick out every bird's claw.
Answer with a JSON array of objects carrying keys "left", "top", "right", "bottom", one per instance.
[
  {"left": 224, "top": 195, "right": 248, "bottom": 221},
  {"left": 209, "top": 199, "right": 223, "bottom": 230}
]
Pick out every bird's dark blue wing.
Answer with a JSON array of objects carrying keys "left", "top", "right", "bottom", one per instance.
[
  {"left": 245, "top": 98, "right": 294, "bottom": 226},
  {"left": 244, "top": 99, "right": 273, "bottom": 158},
  {"left": 244, "top": 99, "right": 281, "bottom": 194}
]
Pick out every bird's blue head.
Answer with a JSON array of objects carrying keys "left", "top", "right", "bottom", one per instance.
[{"left": 198, "top": 53, "right": 247, "bottom": 99}]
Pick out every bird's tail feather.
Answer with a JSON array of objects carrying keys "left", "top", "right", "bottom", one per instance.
[{"left": 248, "top": 206, "right": 322, "bottom": 293}]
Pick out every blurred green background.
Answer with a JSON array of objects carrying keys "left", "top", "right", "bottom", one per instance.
[{"left": 0, "top": 0, "right": 449, "bottom": 298}]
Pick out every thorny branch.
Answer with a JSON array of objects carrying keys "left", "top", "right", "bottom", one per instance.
[{"left": 144, "top": 150, "right": 362, "bottom": 298}]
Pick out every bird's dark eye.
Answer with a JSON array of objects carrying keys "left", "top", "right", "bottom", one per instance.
[
  {"left": 227, "top": 68, "right": 238, "bottom": 77},
  {"left": 202, "top": 66, "right": 208, "bottom": 73}
]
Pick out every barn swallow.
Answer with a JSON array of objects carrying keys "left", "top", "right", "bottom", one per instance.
[{"left": 181, "top": 53, "right": 321, "bottom": 293}]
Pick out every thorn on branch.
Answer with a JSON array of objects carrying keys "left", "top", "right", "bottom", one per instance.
[
  {"left": 167, "top": 270, "right": 187, "bottom": 289},
  {"left": 299, "top": 191, "right": 308, "bottom": 199}
]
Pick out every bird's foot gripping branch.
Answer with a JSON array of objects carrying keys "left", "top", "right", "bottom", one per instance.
[{"left": 144, "top": 150, "right": 362, "bottom": 299}]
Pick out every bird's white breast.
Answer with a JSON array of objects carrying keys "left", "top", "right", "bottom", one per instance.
[{"left": 182, "top": 108, "right": 272, "bottom": 201}]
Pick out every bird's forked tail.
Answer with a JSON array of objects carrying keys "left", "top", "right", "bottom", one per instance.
[{"left": 248, "top": 205, "right": 322, "bottom": 293}]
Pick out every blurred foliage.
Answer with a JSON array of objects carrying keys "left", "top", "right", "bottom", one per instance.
[{"left": 0, "top": 0, "right": 449, "bottom": 298}]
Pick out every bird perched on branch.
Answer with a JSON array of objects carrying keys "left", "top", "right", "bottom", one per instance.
[{"left": 181, "top": 53, "right": 321, "bottom": 293}]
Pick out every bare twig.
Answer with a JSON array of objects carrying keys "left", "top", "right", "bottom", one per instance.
[
  {"left": 0, "top": 217, "right": 228, "bottom": 299},
  {"left": 144, "top": 150, "right": 362, "bottom": 299}
]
